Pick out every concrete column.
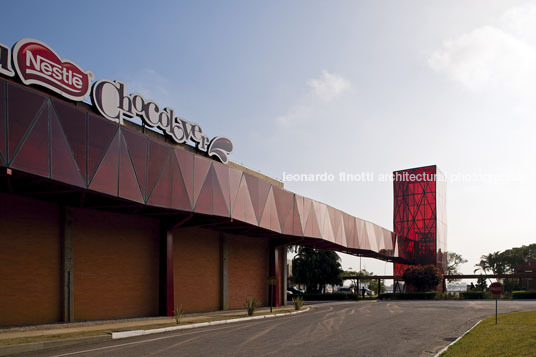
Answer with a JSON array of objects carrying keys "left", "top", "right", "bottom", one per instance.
[
  {"left": 220, "top": 233, "right": 228, "bottom": 310},
  {"left": 61, "top": 207, "right": 74, "bottom": 322}
]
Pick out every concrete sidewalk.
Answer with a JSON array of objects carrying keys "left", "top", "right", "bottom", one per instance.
[{"left": 0, "top": 305, "right": 303, "bottom": 356}]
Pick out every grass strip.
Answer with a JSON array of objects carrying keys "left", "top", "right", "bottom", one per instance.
[{"left": 441, "top": 310, "right": 536, "bottom": 356}]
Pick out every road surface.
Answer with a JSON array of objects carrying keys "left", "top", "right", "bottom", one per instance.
[{"left": 25, "top": 300, "right": 536, "bottom": 357}]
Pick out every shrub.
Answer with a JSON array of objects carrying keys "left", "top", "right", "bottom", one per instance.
[
  {"left": 302, "top": 293, "right": 357, "bottom": 301},
  {"left": 438, "top": 292, "right": 460, "bottom": 300},
  {"left": 501, "top": 291, "right": 512, "bottom": 299},
  {"left": 292, "top": 296, "right": 304, "bottom": 310},
  {"left": 460, "top": 291, "right": 485, "bottom": 299},
  {"left": 174, "top": 305, "right": 184, "bottom": 324},
  {"left": 244, "top": 297, "right": 261, "bottom": 316},
  {"left": 503, "top": 278, "right": 520, "bottom": 292},
  {"left": 378, "top": 292, "right": 438, "bottom": 300},
  {"left": 512, "top": 290, "right": 536, "bottom": 299},
  {"left": 402, "top": 265, "right": 443, "bottom": 292}
]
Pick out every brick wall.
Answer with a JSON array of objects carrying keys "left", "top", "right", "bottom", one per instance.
[
  {"left": 0, "top": 193, "right": 61, "bottom": 326},
  {"left": 72, "top": 207, "right": 160, "bottom": 320},
  {"left": 173, "top": 227, "right": 220, "bottom": 313},
  {"left": 0, "top": 192, "right": 277, "bottom": 324},
  {"left": 228, "top": 235, "right": 269, "bottom": 309}
]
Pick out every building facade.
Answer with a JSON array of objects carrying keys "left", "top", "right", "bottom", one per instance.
[{"left": 0, "top": 38, "right": 417, "bottom": 327}]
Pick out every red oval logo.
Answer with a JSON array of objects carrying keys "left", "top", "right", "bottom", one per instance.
[{"left": 13, "top": 39, "right": 93, "bottom": 101}]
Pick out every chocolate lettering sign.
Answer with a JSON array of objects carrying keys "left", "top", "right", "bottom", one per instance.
[
  {"left": 0, "top": 38, "right": 233, "bottom": 163},
  {"left": 91, "top": 79, "right": 233, "bottom": 162}
]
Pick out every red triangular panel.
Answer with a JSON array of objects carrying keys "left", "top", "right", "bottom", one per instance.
[
  {"left": 301, "top": 198, "right": 313, "bottom": 233},
  {"left": 147, "top": 140, "right": 170, "bottom": 199},
  {"left": 118, "top": 133, "right": 144, "bottom": 203},
  {"left": 194, "top": 164, "right": 214, "bottom": 215},
  {"left": 50, "top": 108, "right": 84, "bottom": 187},
  {"left": 87, "top": 114, "right": 118, "bottom": 183},
  {"left": 281, "top": 198, "right": 295, "bottom": 235},
  {"left": 256, "top": 179, "right": 271, "bottom": 223},
  {"left": 123, "top": 128, "right": 148, "bottom": 199},
  {"left": 213, "top": 161, "right": 230, "bottom": 211},
  {"left": 375, "top": 225, "right": 384, "bottom": 251},
  {"left": 337, "top": 216, "right": 346, "bottom": 247},
  {"left": 175, "top": 148, "right": 194, "bottom": 207},
  {"left": 334, "top": 210, "right": 343, "bottom": 244},
  {"left": 292, "top": 196, "right": 303, "bottom": 237},
  {"left": 328, "top": 207, "right": 339, "bottom": 240},
  {"left": 319, "top": 205, "right": 334, "bottom": 242},
  {"left": 259, "top": 188, "right": 280, "bottom": 232},
  {"left": 244, "top": 174, "right": 261, "bottom": 223},
  {"left": 229, "top": 168, "right": 242, "bottom": 211},
  {"left": 231, "top": 175, "right": 257, "bottom": 226},
  {"left": 7, "top": 84, "right": 46, "bottom": 161},
  {"left": 259, "top": 194, "right": 271, "bottom": 230},
  {"left": 11, "top": 107, "right": 49, "bottom": 177},
  {"left": 294, "top": 195, "right": 304, "bottom": 230},
  {"left": 52, "top": 99, "right": 86, "bottom": 182},
  {"left": 212, "top": 167, "right": 230, "bottom": 217},
  {"left": 343, "top": 214, "right": 356, "bottom": 248},
  {"left": 312, "top": 201, "right": 325, "bottom": 238},
  {"left": 170, "top": 154, "right": 192, "bottom": 212},
  {"left": 193, "top": 156, "right": 211, "bottom": 205},
  {"left": 147, "top": 154, "right": 172, "bottom": 208},
  {"left": 366, "top": 222, "right": 376, "bottom": 251},
  {"left": 357, "top": 220, "right": 365, "bottom": 249},
  {"left": 305, "top": 205, "right": 321, "bottom": 238},
  {"left": 89, "top": 131, "right": 119, "bottom": 197},
  {"left": 273, "top": 187, "right": 293, "bottom": 231}
]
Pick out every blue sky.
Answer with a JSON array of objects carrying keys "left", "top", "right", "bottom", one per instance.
[{"left": 2, "top": 0, "right": 535, "bottom": 276}]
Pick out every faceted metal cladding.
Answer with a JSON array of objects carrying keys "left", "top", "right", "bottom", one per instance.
[
  {"left": 0, "top": 77, "right": 407, "bottom": 262},
  {"left": 393, "top": 165, "right": 447, "bottom": 276}
]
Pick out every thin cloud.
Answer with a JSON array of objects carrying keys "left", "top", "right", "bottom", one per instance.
[
  {"left": 428, "top": 3, "right": 536, "bottom": 98},
  {"left": 277, "top": 70, "right": 351, "bottom": 126},
  {"left": 307, "top": 70, "right": 351, "bottom": 102},
  {"left": 276, "top": 105, "right": 312, "bottom": 126}
]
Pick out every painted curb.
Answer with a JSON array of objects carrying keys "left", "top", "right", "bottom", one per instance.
[
  {"left": 112, "top": 308, "right": 311, "bottom": 340},
  {"left": 433, "top": 319, "right": 483, "bottom": 357},
  {"left": 0, "top": 335, "right": 110, "bottom": 357}
]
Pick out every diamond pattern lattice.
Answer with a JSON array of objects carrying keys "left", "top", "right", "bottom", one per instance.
[{"left": 1, "top": 78, "right": 402, "bottom": 262}]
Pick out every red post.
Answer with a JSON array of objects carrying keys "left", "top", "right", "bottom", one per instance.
[
  {"left": 166, "top": 230, "right": 174, "bottom": 316},
  {"left": 269, "top": 244, "right": 281, "bottom": 308},
  {"left": 275, "top": 246, "right": 281, "bottom": 307}
]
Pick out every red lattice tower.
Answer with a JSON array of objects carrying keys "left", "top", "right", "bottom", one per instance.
[{"left": 393, "top": 165, "right": 446, "bottom": 277}]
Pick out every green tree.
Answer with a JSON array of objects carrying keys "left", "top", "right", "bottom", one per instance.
[
  {"left": 475, "top": 275, "right": 488, "bottom": 291},
  {"left": 446, "top": 251, "right": 467, "bottom": 281},
  {"left": 474, "top": 252, "right": 507, "bottom": 275},
  {"left": 475, "top": 244, "right": 536, "bottom": 287},
  {"left": 501, "top": 244, "right": 536, "bottom": 272},
  {"left": 402, "top": 265, "right": 443, "bottom": 292},
  {"left": 292, "top": 247, "right": 343, "bottom": 293},
  {"left": 343, "top": 269, "right": 386, "bottom": 294},
  {"left": 368, "top": 278, "right": 386, "bottom": 294}
]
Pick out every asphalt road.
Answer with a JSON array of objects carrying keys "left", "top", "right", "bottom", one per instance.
[{"left": 25, "top": 300, "right": 536, "bottom": 357}]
